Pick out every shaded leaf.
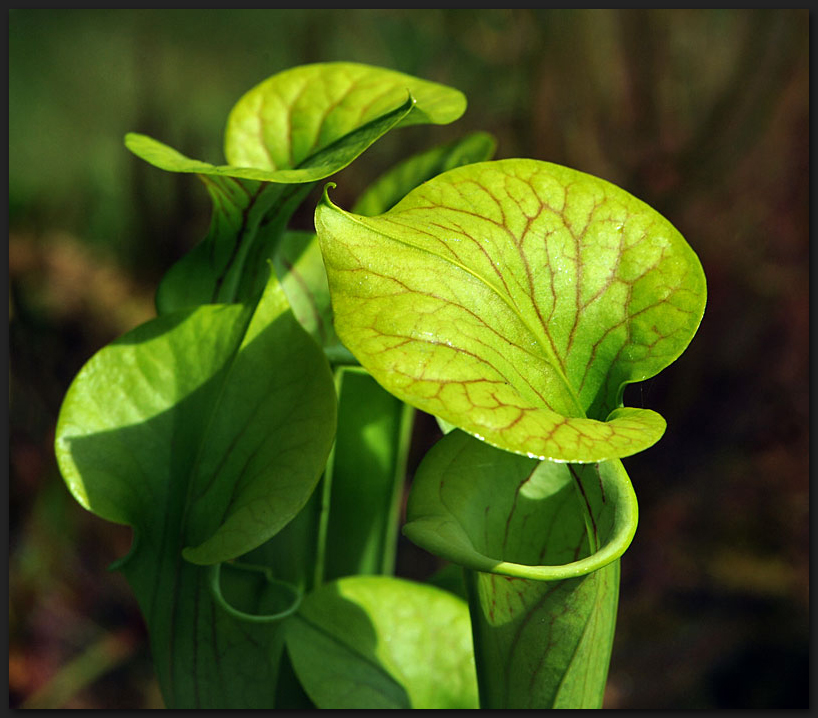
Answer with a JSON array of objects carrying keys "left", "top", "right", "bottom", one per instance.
[
  {"left": 286, "top": 576, "right": 478, "bottom": 709},
  {"left": 352, "top": 130, "right": 497, "bottom": 216},
  {"left": 465, "top": 561, "right": 619, "bottom": 709},
  {"left": 153, "top": 176, "right": 309, "bottom": 313},
  {"left": 233, "top": 479, "right": 327, "bottom": 595},
  {"left": 56, "top": 270, "right": 335, "bottom": 562},
  {"left": 54, "top": 271, "right": 336, "bottom": 706},
  {"left": 114, "top": 554, "right": 299, "bottom": 707},
  {"left": 273, "top": 229, "right": 355, "bottom": 364},
  {"left": 315, "top": 159, "right": 706, "bottom": 462}
]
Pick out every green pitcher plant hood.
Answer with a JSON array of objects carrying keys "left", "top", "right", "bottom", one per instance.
[
  {"left": 123, "top": 62, "right": 469, "bottom": 314},
  {"left": 315, "top": 158, "right": 706, "bottom": 463},
  {"left": 125, "top": 62, "right": 467, "bottom": 184}
]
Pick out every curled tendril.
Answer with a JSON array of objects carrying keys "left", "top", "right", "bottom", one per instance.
[{"left": 209, "top": 562, "right": 303, "bottom": 623}]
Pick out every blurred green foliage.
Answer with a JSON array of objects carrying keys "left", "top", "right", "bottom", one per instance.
[{"left": 9, "top": 9, "right": 808, "bottom": 709}]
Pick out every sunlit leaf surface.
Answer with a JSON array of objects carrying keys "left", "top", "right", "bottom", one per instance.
[
  {"left": 287, "top": 576, "right": 478, "bottom": 709},
  {"left": 224, "top": 62, "right": 467, "bottom": 173},
  {"left": 126, "top": 62, "right": 467, "bottom": 184},
  {"left": 316, "top": 159, "right": 706, "bottom": 462}
]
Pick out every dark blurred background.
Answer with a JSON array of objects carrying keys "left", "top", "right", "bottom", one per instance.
[{"left": 8, "top": 9, "right": 809, "bottom": 709}]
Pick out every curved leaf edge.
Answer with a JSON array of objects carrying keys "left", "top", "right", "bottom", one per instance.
[
  {"left": 403, "top": 453, "right": 639, "bottom": 582},
  {"left": 124, "top": 93, "right": 418, "bottom": 185},
  {"left": 54, "top": 272, "right": 337, "bottom": 568}
]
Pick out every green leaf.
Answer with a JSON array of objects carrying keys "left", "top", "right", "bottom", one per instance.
[
  {"left": 56, "top": 269, "right": 335, "bottom": 562},
  {"left": 272, "top": 134, "right": 497, "bottom": 362},
  {"left": 286, "top": 576, "right": 478, "bottom": 709},
  {"left": 271, "top": 133, "right": 496, "bottom": 361},
  {"left": 230, "top": 367, "right": 415, "bottom": 595},
  {"left": 117, "top": 554, "right": 300, "bottom": 707},
  {"left": 352, "top": 130, "right": 497, "bottom": 216},
  {"left": 125, "top": 62, "right": 467, "bottom": 185},
  {"left": 322, "top": 367, "right": 414, "bottom": 580},
  {"left": 224, "top": 62, "right": 467, "bottom": 173},
  {"left": 124, "top": 93, "right": 414, "bottom": 185},
  {"left": 404, "top": 430, "right": 629, "bottom": 708},
  {"left": 403, "top": 430, "right": 638, "bottom": 581},
  {"left": 235, "top": 473, "right": 327, "bottom": 594},
  {"left": 315, "top": 159, "right": 706, "bottom": 462},
  {"left": 54, "top": 270, "right": 336, "bottom": 705}
]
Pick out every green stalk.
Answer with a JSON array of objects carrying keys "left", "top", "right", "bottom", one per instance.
[{"left": 322, "top": 366, "right": 415, "bottom": 581}]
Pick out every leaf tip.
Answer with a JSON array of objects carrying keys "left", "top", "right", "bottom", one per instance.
[
  {"left": 123, "top": 132, "right": 143, "bottom": 150},
  {"left": 320, "top": 181, "right": 337, "bottom": 206}
]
